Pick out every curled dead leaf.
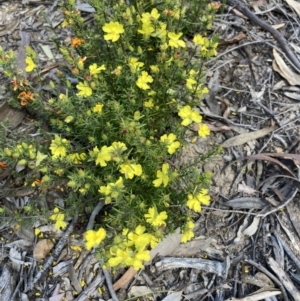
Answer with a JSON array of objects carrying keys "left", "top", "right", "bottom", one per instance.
[
  {"left": 273, "top": 49, "right": 300, "bottom": 85},
  {"left": 33, "top": 239, "right": 54, "bottom": 260}
]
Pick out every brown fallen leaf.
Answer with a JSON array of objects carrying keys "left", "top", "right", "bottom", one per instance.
[
  {"left": 273, "top": 49, "right": 300, "bottom": 85},
  {"left": 249, "top": 0, "right": 268, "bottom": 12},
  {"left": 221, "top": 126, "right": 276, "bottom": 147},
  {"left": 240, "top": 154, "right": 295, "bottom": 177},
  {"left": 113, "top": 267, "right": 137, "bottom": 291},
  {"left": 33, "top": 239, "right": 54, "bottom": 260},
  {"left": 259, "top": 152, "right": 300, "bottom": 165},
  {"left": 218, "top": 31, "right": 246, "bottom": 46}
]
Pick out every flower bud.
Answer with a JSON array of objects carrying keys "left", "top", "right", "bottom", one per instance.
[{"left": 4, "top": 148, "right": 11, "bottom": 156}]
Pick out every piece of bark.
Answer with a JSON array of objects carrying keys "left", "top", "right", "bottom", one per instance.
[{"left": 0, "top": 101, "right": 25, "bottom": 129}]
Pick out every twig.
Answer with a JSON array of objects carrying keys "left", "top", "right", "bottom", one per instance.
[
  {"left": 24, "top": 213, "right": 78, "bottom": 292},
  {"left": 203, "top": 187, "right": 298, "bottom": 218},
  {"left": 86, "top": 202, "right": 105, "bottom": 230},
  {"left": 11, "top": 265, "right": 24, "bottom": 300},
  {"left": 74, "top": 271, "right": 104, "bottom": 301},
  {"left": 103, "top": 269, "right": 120, "bottom": 301},
  {"left": 245, "top": 259, "right": 289, "bottom": 301},
  {"left": 225, "top": 0, "right": 300, "bottom": 71}
]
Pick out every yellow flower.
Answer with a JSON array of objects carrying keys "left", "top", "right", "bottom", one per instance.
[
  {"left": 99, "top": 177, "right": 124, "bottom": 199},
  {"left": 95, "top": 146, "right": 112, "bottom": 167},
  {"left": 111, "top": 66, "right": 122, "bottom": 76},
  {"left": 35, "top": 151, "right": 47, "bottom": 167},
  {"left": 67, "top": 152, "right": 86, "bottom": 164},
  {"left": 144, "top": 98, "right": 154, "bottom": 108},
  {"left": 181, "top": 220, "right": 195, "bottom": 243},
  {"left": 168, "top": 32, "right": 186, "bottom": 48},
  {"left": 120, "top": 163, "right": 143, "bottom": 179},
  {"left": 186, "top": 77, "right": 197, "bottom": 90},
  {"left": 150, "top": 65, "right": 159, "bottom": 73},
  {"left": 109, "top": 141, "right": 127, "bottom": 162},
  {"left": 196, "top": 86, "right": 209, "bottom": 98},
  {"left": 76, "top": 81, "right": 92, "bottom": 97},
  {"left": 108, "top": 248, "right": 133, "bottom": 267},
  {"left": 136, "top": 71, "right": 153, "bottom": 90},
  {"left": 153, "top": 163, "right": 170, "bottom": 187},
  {"left": 89, "top": 63, "right": 106, "bottom": 76},
  {"left": 193, "top": 34, "right": 205, "bottom": 46},
  {"left": 138, "top": 22, "right": 155, "bottom": 38},
  {"left": 102, "top": 21, "right": 124, "bottom": 42},
  {"left": 198, "top": 124, "right": 210, "bottom": 138},
  {"left": 181, "top": 228, "right": 194, "bottom": 243},
  {"left": 98, "top": 184, "right": 111, "bottom": 196},
  {"left": 178, "top": 105, "right": 202, "bottom": 126},
  {"left": 64, "top": 116, "right": 74, "bottom": 123},
  {"left": 50, "top": 207, "right": 67, "bottom": 230},
  {"left": 49, "top": 135, "right": 69, "bottom": 159},
  {"left": 128, "top": 57, "right": 144, "bottom": 73},
  {"left": 152, "top": 23, "right": 167, "bottom": 41},
  {"left": 140, "top": 8, "right": 160, "bottom": 23},
  {"left": 84, "top": 228, "right": 106, "bottom": 250},
  {"left": 160, "top": 133, "right": 181, "bottom": 154},
  {"left": 92, "top": 103, "right": 104, "bottom": 113},
  {"left": 144, "top": 207, "right": 168, "bottom": 227},
  {"left": 131, "top": 250, "right": 151, "bottom": 270},
  {"left": 187, "top": 189, "right": 210, "bottom": 213},
  {"left": 25, "top": 57, "right": 37, "bottom": 72}
]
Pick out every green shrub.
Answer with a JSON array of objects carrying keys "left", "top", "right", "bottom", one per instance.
[{"left": 0, "top": 0, "right": 219, "bottom": 270}]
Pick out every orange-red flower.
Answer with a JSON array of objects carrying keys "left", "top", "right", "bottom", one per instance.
[
  {"left": 17, "top": 91, "right": 35, "bottom": 106},
  {"left": 10, "top": 77, "right": 27, "bottom": 91},
  {"left": 0, "top": 162, "right": 7, "bottom": 169},
  {"left": 71, "top": 37, "right": 84, "bottom": 48}
]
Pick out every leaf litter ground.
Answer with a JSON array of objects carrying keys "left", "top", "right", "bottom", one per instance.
[{"left": 1, "top": 0, "right": 300, "bottom": 300}]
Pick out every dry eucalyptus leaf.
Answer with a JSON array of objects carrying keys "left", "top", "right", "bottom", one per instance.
[
  {"left": 272, "top": 23, "right": 285, "bottom": 29},
  {"left": 223, "top": 197, "right": 268, "bottom": 209},
  {"left": 243, "top": 217, "right": 260, "bottom": 237},
  {"left": 170, "top": 238, "right": 211, "bottom": 257},
  {"left": 149, "top": 227, "right": 181, "bottom": 262},
  {"left": 128, "top": 286, "right": 153, "bottom": 298},
  {"left": 161, "top": 292, "right": 182, "bottom": 301},
  {"left": 238, "top": 181, "right": 257, "bottom": 195},
  {"left": 224, "top": 287, "right": 280, "bottom": 301},
  {"left": 234, "top": 216, "right": 248, "bottom": 244},
  {"left": 272, "top": 49, "right": 300, "bottom": 85},
  {"left": 290, "top": 42, "right": 300, "bottom": 54},
  {"left": 49, "top": 294, "right": 64, "bottom": 301},
  {"left": 284, "top": 0, "right": 300, "bottom": 17},
  {"left": 33, "top": 239, "right": 54, "bottom": 260},
  {"left": 283, "top": 91, "right": 300, "bottom": 101},
  {"left": 40, "top": 45, "right": 54, "bottom": 60},
  {"left": 221, "top": 126, "right": 276, "bottom": 148},
  {"left": 5, "top": 239, "right": 32, "bottom": 249},
  {"left": 75, "top": 3, "right": 96, "bottom": 13},
  {"left": 9, "top": 247, "right": 22, "bottom": 271},
  {"left": 242, "top": 273, "right": 273, "bottom": 288},
  {"left": 272, "top": 80, "right": 286, "bottom": 90}
]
